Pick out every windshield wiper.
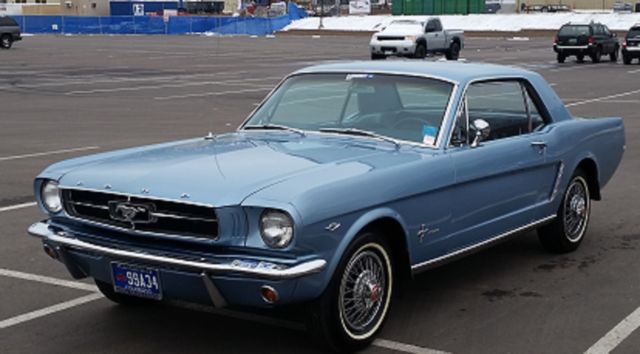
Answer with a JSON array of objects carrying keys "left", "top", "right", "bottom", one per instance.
[
  {"left": 243, "top": 124, "right": 306, "bottom": 136},
  {"left": 318, "top": 128, "right": 400, "bottom": 149}
]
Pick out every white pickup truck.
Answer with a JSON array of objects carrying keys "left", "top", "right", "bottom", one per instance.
[{"left": 369, "top": 18, "right": 464, "bottom": 60}]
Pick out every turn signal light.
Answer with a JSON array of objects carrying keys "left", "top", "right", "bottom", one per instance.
[
  {"left": 260, "top": 285, "right": 279, "bottom": 304},
  {"left": 588, "top": 36, "right": 594, "bottom": 45}
]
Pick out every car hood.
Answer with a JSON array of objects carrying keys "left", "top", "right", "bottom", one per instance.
[
  {"left": 377, "top": 25, "right": 422, "bottom": 37},
  {"left": 50, "top": 132, "right": 407, "bottom": 207}
]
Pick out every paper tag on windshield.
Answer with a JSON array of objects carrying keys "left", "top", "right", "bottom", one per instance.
[
  {"left": 422, "top": 125, "right": 437, "bottom": 146},
  {"left": 346, "top": 74, "right": 374, "bottom": 80}
]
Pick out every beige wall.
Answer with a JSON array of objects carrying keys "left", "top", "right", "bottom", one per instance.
[
  {"left": 21, "top": 4, "right": 61, "bottom": 14},
  {"left": 58, "top": 0, "right": 109, "bottom": 16},
  {"left": 520, "top": 0, "right": 620, "bottom": 10}
]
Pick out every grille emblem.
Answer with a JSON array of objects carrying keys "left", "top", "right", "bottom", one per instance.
[{"left": 108, "top": 201, "right": 155, "bottom": 229}]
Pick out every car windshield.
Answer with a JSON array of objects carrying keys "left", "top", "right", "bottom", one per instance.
[
  {"left": 243, "top": 73, "right": 454, "bottom": 146},
  {"left": 559, "top": 25, "right": 590, "bottom": 36}
]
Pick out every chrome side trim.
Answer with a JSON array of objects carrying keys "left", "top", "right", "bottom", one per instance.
[
  {"left": 61, "top": 186, "right": 215, "bottom": 208},
  {"left": 550, "top": 162, "right": 565, "bottom": 201},
  {"left": 29, "top": 222, "right": 326, "bottom": 280},
  {"left": 410, "top": 214, "right": 556, "bottom": 274}
]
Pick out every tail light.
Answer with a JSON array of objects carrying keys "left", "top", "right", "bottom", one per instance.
[
  {"left": 588, "top": 36, "right": 594, "bottom": 45},
  {"left": 554, "top": 35, "right": 559, "bottom": 44},
  {"left": 622, "top": 41, "right": 627, "bottom": 48}
]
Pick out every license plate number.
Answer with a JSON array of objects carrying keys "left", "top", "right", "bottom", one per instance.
[
  {"left": 111, "top": 263, "right": 162, "bottom": 300},
  {"left": 569, "top": 38, "right": 577, "bottom": 44}
]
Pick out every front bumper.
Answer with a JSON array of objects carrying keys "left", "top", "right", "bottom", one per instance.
[
  {"left": 369, "top": 40, "right": 416, "bottom": 56},
  {"left": 29, "top": 221, "right": 327, "bottom": 307}
]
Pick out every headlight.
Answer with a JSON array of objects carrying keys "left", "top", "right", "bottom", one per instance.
[
  {"left": 41, "top": 180, "right": 62, "bottom": 213},
  {"left": 405, "top": 35, "right": 417, "bottom": 41},
  {"left": 260, "top": 209, "right": 294, "bottom": 249}
]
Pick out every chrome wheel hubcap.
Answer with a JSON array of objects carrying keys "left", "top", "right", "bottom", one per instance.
[
  {"left": 340, "top": 250, "right": 386, "bottom": 334},
  {"left": 564, "top": 178, "right": 589, "bottom": 242}
]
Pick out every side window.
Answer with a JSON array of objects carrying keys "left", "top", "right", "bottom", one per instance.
[
  {"left": 425, "top": 20, "right": 436, "bottom": 33},
  {"left": 465, "top": 81, "right": 540, "bottom": 142},
  {"left": 434, "top": 19, "right": 443, "bottom": 32},
  {"left": 603, "top": 26, "right": 611, "bottom": 37}
]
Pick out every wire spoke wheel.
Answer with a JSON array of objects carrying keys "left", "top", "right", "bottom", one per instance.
[{"left": 563, "top": 178, "right": 589, "bottom": 242}]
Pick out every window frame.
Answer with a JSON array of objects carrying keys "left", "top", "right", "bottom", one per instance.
[{"left": 449, "top": 78, "right": 551, "bottom": 148}]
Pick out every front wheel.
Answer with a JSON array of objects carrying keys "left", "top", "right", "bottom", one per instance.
[
  {"left": 610, "top": 47, "right": 619, "bottom": 62},
  {"left": 306, "top": 232, "right": 393, "bottom": 352},
  {"left": 414, "top": 43, "right": 426, "bottom": 59},
  {"left": 0, "top": 35, "right": 12, "bottom": 49},
  {"left": 623, "top": 54, "right": 632, "bottom": 65},
  {"left": 371, "top": 53, "right": 386, "bottom": 60},
  {"left": 538, "top": 170, "right": 591, "bottom": 253},
  {"left": 445, "top": 42, "right": 460, "bottom": 60},
  {"left": 591, "top": 47, "right": 602, "bottom": 63}
]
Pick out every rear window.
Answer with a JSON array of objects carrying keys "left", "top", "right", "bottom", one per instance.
[
  {"left": 628, "top": 28, "right": 640, "bottom": 38},
  {"left": 0, "top": 17, "right": 18, "bottom": 26},
  {"left": 559, "top": 25, "right": 590, "bottom": 37}
]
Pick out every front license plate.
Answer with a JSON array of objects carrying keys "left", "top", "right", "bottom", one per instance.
[{"left": 111, "top": 263, "right": 162, "bottom": 300}]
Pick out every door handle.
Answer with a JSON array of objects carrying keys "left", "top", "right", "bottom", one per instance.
[{"left": 531, "top": 141, "right": 547, "bottom": 153}]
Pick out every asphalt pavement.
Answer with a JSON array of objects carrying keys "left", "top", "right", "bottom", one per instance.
[{"left": 0, "top": 34, "right": 638, "bottom": 354}]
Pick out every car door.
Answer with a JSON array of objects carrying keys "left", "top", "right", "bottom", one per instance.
[
  {"left": 602, "top": 25, "right": 615, "bottom": 53},
  {"left": 425, "top": 19, "right": 445, "bottom": 51},
  {"left": 445, "top": 79, "right": 557, "bottom": 252}
]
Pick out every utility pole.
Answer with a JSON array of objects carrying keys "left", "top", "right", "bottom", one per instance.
[{"left": 319, "top": 0, "right": 324, "bottom": 29}]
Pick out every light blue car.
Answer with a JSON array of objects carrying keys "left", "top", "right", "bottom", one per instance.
[{"left": 29, "top": 61, "right": 625, "bottom": 351}]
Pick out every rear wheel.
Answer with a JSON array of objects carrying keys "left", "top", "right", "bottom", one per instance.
[
  {"left": 590, "top": 47, "right": 602, "bottom": 63},
  {"left": 371, "top": 53, "right": 386, "bottom": 60},
  {"left": 556, "top": 52, "right": 566, "bottom": 63},
  {"left": 445, "top": 42, "right": 460, "bottom": 60},
  {"left": 610, "top": 46, "right": 619, "bottom": 62},
  {"left": 306, "top": 232, "right": 393, "bottom": 352},
  {"left": 414, "top": 43, "right": 426, "bottom": 59},
  {"left": 538, "top": 170, "right": 591, "bottom": 253},
  {"left": 0, "top": 35, "right": 12, "bottom": 49},
  {"left": 95, "top": 279, "right": 151, "bottom": 306},
  {"left": 622, "top": 53, "right": 632, "bottom": 65}
]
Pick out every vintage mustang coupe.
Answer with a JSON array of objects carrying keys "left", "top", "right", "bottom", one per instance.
[{"left": 29, "top": 62, "right": 624, "bottom": 351}]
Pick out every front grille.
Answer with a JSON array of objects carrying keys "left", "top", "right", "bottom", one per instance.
[
  {"left": 378, "top": 36, "right": 404, "bottom": 41},
  {"left": 61, "top": 189, "right": 218, "bottom": 239}
]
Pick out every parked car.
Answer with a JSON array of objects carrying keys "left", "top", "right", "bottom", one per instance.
[
  {"left": 622, "top": 24, "right": 640, "bottom": 64},
  {"left": 485, "top": 0, "right": 501, "bottom": 14},
  {"left": 28, "top": 61, "right": 625, "bottom": 352},
  {"left": 0, "top": 16, "right": 22, "bottom": 49},
  {"left": 369, "top": 18, "right": 464, "bottom": 60},
  {"left": 526, "top": 4, "right": 570, "bottom": 12},
  {"left": 554, "top": 22, "right": 620, "bottom": 63},
  {"left": 613, "top": 2, "right": 633, "bottom": 12}
]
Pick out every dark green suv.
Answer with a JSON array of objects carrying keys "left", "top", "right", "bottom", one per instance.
[
  {"left": 0, "top": 16, "right": 22, "bottom": 49},
  {"left": 553, "top": 22, "right": 619, "bottom": 63}
]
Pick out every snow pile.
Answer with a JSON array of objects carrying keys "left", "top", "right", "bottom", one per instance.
[{"left": 283, "top": 13, "right": 640, "bottom": 32}]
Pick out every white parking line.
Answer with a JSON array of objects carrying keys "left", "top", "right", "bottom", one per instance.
[
  {"left": 67, "top": 76, "right": 281, "bottom": 95},
  {"left": 585, "top": 306, "right": 640, "bottom": 354},
  {"left": 0, "top": 293, "right": 103, "bottom": 329},
  {"left": 628, "top": 68, "right": 640, "bottom": 74},
  {"left": 566, "top": 88, "right": 640, "bottom": 107},
  {"left": 0, "top": 268, "right": 97, "bottom": 292},
  {"left": 154, "top": 87, "right": 273, "bottom": 100},
  {"left": 0, "top": 202, "right": 37, "bottom": 213},
  {"left": 373, "top": 339, "right": 452, "bottom": 354},
  {"left": 0, "top": 146, "right": 99, "bottom": 162}
]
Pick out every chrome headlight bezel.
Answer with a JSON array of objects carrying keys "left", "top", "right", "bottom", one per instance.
[
  {"left": 41, "top": 180, "right": 62, "bottom": 214},
  {"left": 259, "top": 209, "right": 294, "bottom": 249}
]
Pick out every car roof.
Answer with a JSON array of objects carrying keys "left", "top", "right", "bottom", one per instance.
[{"left": 294, "top": 61, "right": 536, "bottom": 85}]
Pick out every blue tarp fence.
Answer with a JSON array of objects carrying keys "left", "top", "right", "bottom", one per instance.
[{"left": 10, "top": 6, "right": 304, "bottom": 36}]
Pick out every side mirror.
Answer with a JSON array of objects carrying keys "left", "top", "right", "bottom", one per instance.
[{"left": 471, "top": 119, "right": 490, "bottom": 148}]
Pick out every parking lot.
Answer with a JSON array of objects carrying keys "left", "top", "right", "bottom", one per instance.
[{"left": 0, "top": 34, "right": 639, "bottom": 353}]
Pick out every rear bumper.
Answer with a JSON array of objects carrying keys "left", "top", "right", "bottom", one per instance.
[
  {"left": 553, "top": 44, "right": 593, "bottom": 55},
  {"left": 623, "top": 47, "right": 640, "bottom": 56},
  {"left": 29, "top": 221, "right": 327, "bottom": 307}
]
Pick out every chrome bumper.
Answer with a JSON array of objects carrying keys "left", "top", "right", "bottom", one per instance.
[{"left": 28, "top": 221, "right": 327, "bottom": 281}]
